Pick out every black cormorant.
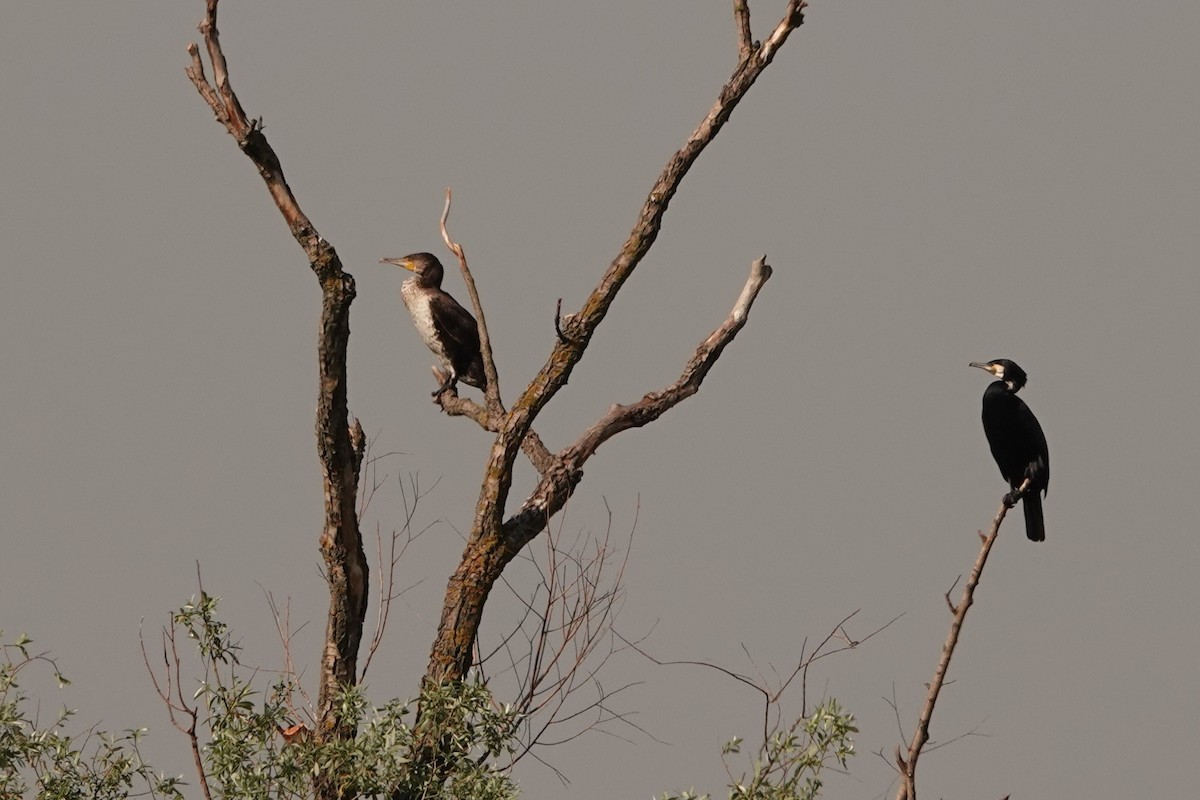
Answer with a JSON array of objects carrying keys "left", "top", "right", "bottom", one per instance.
[
  {"left": 970, "top": 359, "right": 1050, "bottom": 542},
  {"left": 381, "top": 252, "right": 486, "bottom": 395}
]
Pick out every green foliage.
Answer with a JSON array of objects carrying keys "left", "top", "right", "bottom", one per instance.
[
  {"left": 6, "top": 600, "right": 856, "bottom": 800},
  {"left": 0, "top": 632, "right": 184, "bottom": 800},
  {"left": 2, "top": 594, "right": 522, "bottom": 800},
  {"left": 172, "top": 596, "right": 520, "bottom": 800},
  {"left": 194, "top": 680, "right": 518, "bottom": 800},
  {"left": 658, "top": 699, "right": 857, "bottom": 800}
]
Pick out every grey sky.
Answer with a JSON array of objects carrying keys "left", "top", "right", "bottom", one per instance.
[{"left": 3, "top": 2, "right": 1198, "bottom": 798}]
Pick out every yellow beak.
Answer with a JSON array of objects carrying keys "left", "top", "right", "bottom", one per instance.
[{"left": 379, "top": 257, "right": 416, "bottom": 272}]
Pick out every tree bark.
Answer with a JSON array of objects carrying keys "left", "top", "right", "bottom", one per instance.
[{"left": 185, "top": 0, "right": 368, "bottom": 749}]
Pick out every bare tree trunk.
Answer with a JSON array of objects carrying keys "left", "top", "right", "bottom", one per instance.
[{"left": 184, "top": 0, "right": 368, "bottom": 755}]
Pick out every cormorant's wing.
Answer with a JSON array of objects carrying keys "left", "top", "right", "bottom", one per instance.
[
  {"left": 429, "top": 293, "right": 483, "bottom": 378},
  {"left": 1014, "top": 397, "right": 1049, "bottom": 494},
  {"left": 430, "top": 295, "right": 480, "bottom": 350}
]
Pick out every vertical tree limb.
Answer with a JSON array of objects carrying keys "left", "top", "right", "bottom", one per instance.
[{"left": 185, "top": 0, "right": 368, "bottom": 748}]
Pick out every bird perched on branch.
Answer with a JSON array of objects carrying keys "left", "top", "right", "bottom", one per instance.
[
  {"left": 381, "top": 252, "right": 486, "bottom": 396},
  {"left": 970, "top": 359, "right": 1050, "bottom": 541}
]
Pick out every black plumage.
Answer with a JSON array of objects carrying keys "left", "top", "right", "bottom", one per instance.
[
  {"left": 970, "top": 359, "right": 1050, "bottom": 541},
  {"left": 381, "top": 252, "right": 486, "bottom": 395}
]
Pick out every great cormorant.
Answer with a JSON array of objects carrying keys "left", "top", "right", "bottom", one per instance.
[
  {"left": 381, "top": 252, "right": 486, "bottom": 396},
  {"left": 970, "top": 359, "right": 1050, "bottom": 542}
]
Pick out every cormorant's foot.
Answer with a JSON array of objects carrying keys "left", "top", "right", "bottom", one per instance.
[
  {"left": 430, "top": 365, "right": 458, "bottom": 398},
  {"left": 1002, "top": 491, "right": 1018, "bottom": 508}
]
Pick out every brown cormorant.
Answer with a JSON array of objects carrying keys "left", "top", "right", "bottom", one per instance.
[
  {"left": 381, "top": 252, "right": 486, "bottom": 395},
  {"left": 970, "top": 359, "right": 1050, "bottom": 541}
]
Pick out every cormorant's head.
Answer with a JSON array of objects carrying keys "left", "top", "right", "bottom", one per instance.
[
  {"left": 380, "top": 252, "right": 444, "bottom": 289},
  {"left": 970, "top": 359, "right": 1028, "bottom": 392}
]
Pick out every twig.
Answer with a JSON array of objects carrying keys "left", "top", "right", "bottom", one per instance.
[
  {"left": 475, "top": 501, "right": 641, "bottom": 766},
  {"left": 554, "top": 298, "right": 571, "bottom": 344},
  {"left": 140, "top": 614, "right": 212, "bottom": 800},
  {"left": 733, "top": 1, "right": 754, "bottom": 61},
  {"left": 360, "top": 473, "right": 438, "bottom": 679},
  {"left": 440, "top": 188, "right": 503, "bottom": 414},
  {"left": 619, "top": 606, "right": 892, "bottom": 774}
]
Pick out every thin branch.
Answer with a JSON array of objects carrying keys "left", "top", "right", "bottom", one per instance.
[
  {"left": 620, "top": 604, "right": 888, "bottom": 785},
  {"left": 501, "top": 256, "right": 774, "bottom": 550},
  {"left": 140, "top": 615, "right": 212, "bottom": 800},
  {"left": 733, "top": 1, "right": 754, "bottom": 61},
  {"left": 440, "top": 188, "right": 503, "bottom": 414},
  {"left": 429, "top": 193, "right": 558, "bottom": 473},
  {"left": 554, "top": 298, "right": 572, "bottom": 344},
  {"left": 564, "top": 256, "right": 772, "bottom": 462},
  {"left": 361, "top": 472, "right": 438, "bottom": 679},
  {"left": 264, "top": 589, "right": 315, "bottom": 724},
  {"left": 893, "top": 478, "right": 1032, "bottom": 800},
  {"left": 474, "top": 503, "right": 642, "bottom": 768}
]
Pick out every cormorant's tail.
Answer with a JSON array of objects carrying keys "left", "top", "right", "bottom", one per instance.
[{"left": 1023, "top": 492, "right": 1045, "bottom": 542}]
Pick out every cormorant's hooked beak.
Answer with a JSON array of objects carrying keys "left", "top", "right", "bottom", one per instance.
[
  {"left": 969, "top": 361, "right": 1003, "bottom": 378},
  {"left": 380, "top": 257, "right": 416, "bottom": 272}
]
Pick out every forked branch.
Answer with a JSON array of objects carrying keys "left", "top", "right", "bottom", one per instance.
[
  {"left": 425, "top": 1, "right": 807, "bottom": 689},
  {"left": 428, "top": 256, "right": 775, "bottom": 686}
]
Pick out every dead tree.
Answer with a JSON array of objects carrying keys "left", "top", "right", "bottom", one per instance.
[{"left": 185, "top": 0, "right": 809, "bottom": 792}]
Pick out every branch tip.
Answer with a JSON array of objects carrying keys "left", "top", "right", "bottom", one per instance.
[{"left": 554, "top": 298, "right": 572, "bottom": 344}]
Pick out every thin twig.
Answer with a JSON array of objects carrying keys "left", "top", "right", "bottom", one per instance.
[
  {"left": 733, "top": 1, "right": 754, "bottom": 61},
  {"left": 554, "top": 298, "right": 571, "bottom": 344},
  {"left": 140, "top": 613, "right": 212, "bottom": 800},
  {"left": 440, "top": 188, "right": 503, "bottom": 414}
]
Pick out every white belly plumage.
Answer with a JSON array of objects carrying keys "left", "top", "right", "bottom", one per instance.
[{"left": 401, "top": 279, "right": 450, "bottom": 364}]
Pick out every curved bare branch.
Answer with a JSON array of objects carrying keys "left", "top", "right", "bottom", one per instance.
[{"left": 440, "top": 189, "right": 504, "bottom": 414}]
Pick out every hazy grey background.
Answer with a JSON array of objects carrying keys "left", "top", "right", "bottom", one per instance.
[{"left": 3, "top": 2, "right": 1198, "bottom": 797}]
